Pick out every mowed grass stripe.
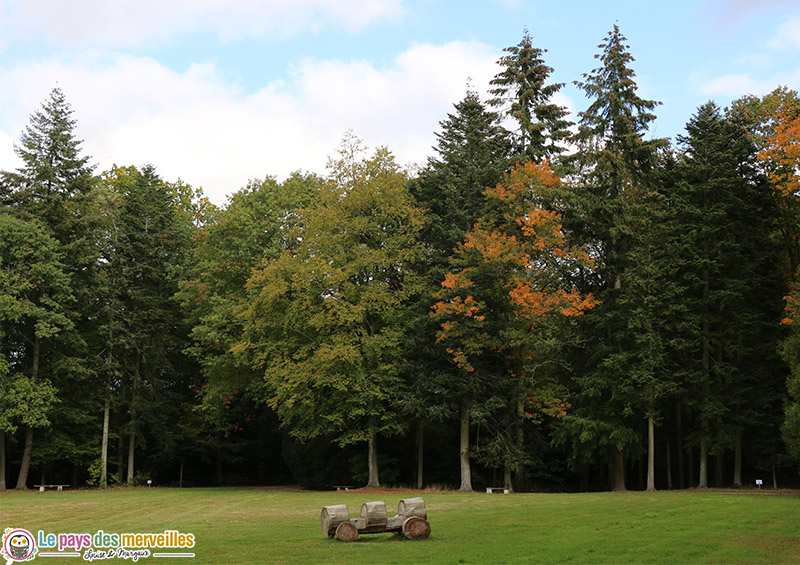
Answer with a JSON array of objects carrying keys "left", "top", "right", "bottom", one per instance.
[{"left": 2, "top": 488, "right": 798, "bottom": 563}]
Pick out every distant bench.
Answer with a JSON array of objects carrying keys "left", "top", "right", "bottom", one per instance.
[
  {"left": 34, "top": 484, "right": 68, "bottom": 492},
  {"left": 486, "top": 487, "right": 509, "bottom": 494},
  {"left": 333, "top": 486, "right": 355, "bottom": 491}
]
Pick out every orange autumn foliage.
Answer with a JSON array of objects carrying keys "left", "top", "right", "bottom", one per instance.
[
  {"left": 759, "top": 110, "right": 800, "bottom": 198},
  {"left": 487, "top": 160, "right": 561, "bottom": 203},
  {"left": 431, "top": 161, "right": 598, "bottom": 372}
]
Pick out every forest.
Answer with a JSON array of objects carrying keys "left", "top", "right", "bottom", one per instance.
[{"left": 2, "top": 26, "right": 800, "bottom": 493}]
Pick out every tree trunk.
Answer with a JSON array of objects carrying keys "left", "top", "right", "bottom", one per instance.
[
  {"left": 514, "top": 397, "right": 525, "bottom": 492},
  {"left": 127, "top": 353, "right": 141, "bottom": 485},
  {"left": 0, "top": 429, "right": 6, "bottom": 491},
  {"left": 699, "top": 260, "right": 710, "bottom": 490},
  {"left": 416, "top": 424, "right": 423, "bottom": 490},
  {"left": 504, "top": 464, "right": 513, "bottom": 493},
  {"left": 127, "top": 431, "right": 135, "bottom": 484},
  {"left": 15, "top": 427, "right": 34, "bottom": 490},
  {"left": 179, "top": 458, "right": 184, "bottom": 489},
  {"left": 612, "top": 448, "right": 626, "bottom": 491},
  {"left": 733, "top": 430, "right": 742, "bottom": 488},
  {"left": 676, "top": 402, "right": 685, "bottom": 489},
  {"left": 366, "top": 432, "right": 380, "bottom": 488},
  {"left": 100, "top": 394, "right": 110, "bottom": 489},
  {"left": 715, "top": 452, "right": 723, "bottom": 487},
  {"left": 666, "top": 437, "right": 673, "bottom": 490},
  {"left": 16, "top": 334, "right": 40, "bottom": 490},
  {"left": 458, "top": 400, "right": 473, "bottom": 491},
  {"left": 772, "top": 464, "right": 778, "bottom": 490},
  {"left": 117, "top": 433, "right": 124, "bottom": 481},
  {"left": 646, "top": 416, "right": 656, "bottom": 492},
  {"left": 698, "top": 436, "right": 708, "bottom": 488}
]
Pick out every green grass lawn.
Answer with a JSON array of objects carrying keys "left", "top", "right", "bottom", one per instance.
[{"left": 2, "top": 486, "right": 799, "bottom": 563}]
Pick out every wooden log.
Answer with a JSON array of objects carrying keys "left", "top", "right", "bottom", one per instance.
[
  {"left": 386, "top": 515, "right": 404, "bottom": 531},
  {"left": 401, "top": 516, "right": 431, "bottom": 540},
  {"left": 321, "top": 504, "right": 350, "bottom": 537},
  {"left": 360, "top": 501, "right": 387, "bottom": 531},
  {"left": 397, "top": 497, "right": 427, "bottom": 519},
  {"left": 334, "top": 521, "right": 359, "bottom": 542}
]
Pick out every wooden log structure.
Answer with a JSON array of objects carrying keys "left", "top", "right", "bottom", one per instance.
[{"left": 321, "top": 498, "right": 431, "bottom": 541}]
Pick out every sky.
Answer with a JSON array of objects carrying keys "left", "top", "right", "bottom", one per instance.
[{"left": 1, "top": 0, "right": 800, "bottom": 206}]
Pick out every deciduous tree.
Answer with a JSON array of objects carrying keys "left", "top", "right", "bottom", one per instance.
[
  {"left": 432, "top": 161, "right": 596, "bottom": 491},
  {"left": 238, "top": 136, "right": 426, "bottom": 488}
]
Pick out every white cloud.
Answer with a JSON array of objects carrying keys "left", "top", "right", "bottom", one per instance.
[
  {"left": 698, "top": 73, "right": 761, "bottom": 96},
  {"left": 770, "top": 16, "right": 800, "bottom": 50},
  {"left": 0, "top": 0, "right": 405, "bottom": 48},
  {"left": 697, "top": 67, "right": 800, "bottom": 98},
  {"left": 0, "top": 41, "right": 518, "bottom": 206}
]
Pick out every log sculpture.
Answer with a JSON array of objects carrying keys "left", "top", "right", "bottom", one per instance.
[{"left": 321, "top": 497, "right": 431, "bottom": 541}]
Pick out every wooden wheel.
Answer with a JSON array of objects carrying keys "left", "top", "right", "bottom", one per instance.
[
  {"left": 335, "top": 521, "right": 359, "bottom": 542},
  {"left": 401, "top": 516, "right": 431, "bottom": 539}
]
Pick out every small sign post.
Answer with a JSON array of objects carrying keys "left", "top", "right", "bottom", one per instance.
[
  {"left": 147, "top": 479, "right": 152, "bottom": 488},
  {"left": 755, "top": 479, "right": 762, "bottom": 489}
]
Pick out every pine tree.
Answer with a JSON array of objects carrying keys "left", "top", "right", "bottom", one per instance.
[
  {"left": 96, "top": 165, "right": 197, "bottom": 484},
  {"left": 413, "top": 89, "right": 512, "bottom": 256},
  {"left": 488, "top": 30, "right": 572, "bottom": 162},
  {"left": 2, "top": 87, "right": 95, "bottom": 244},
  {"left": 409, "top": 90, "right": 512, "bottom": 490},
  {"left": 0, "top": 87, "right": 98, "bottom": 489},
  {"left": 562, "top": 24, "right": 666, "bottom": 491},
  {"left": 674, "top": 102, "right": 784, "bottom": 487}
]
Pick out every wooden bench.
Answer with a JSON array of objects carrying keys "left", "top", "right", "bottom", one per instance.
[
  {"left": 34, "top": 484, "right": 69, "bottom": 492},
  {"left": 486, "top": 487, "right": 509, "bottom": 494},
  {"left": 333, "top": 485, "right": 354, "bottom": 491}
]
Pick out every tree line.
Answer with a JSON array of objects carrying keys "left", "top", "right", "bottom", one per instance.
[{"left": 2, "top": 25, "right": 800, "bottom": 492}]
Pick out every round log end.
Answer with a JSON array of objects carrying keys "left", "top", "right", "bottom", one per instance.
[
  {"left": 335, "top": 521, "right": 359, "bottom": 542},
  {"left": 402, "top": 516, "right": 431, "bottom": 540}
]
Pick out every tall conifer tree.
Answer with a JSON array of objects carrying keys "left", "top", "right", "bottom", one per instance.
[
  {"left": 488, "top": 31, "right": 571, "bottom": 162},
  {"left": 409, "top": 90, "right": 512, "bottom": 490},
  {"left": 561, "top": 24, "right": 665, "bottom": 491}
]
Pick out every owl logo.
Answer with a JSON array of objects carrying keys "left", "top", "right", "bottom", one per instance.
[{"left": 1, "top": 528, "right": 36, "bottom": 562}]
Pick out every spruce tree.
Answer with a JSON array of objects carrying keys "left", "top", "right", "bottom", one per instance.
[
  {"left": 561, "top": 24, "right": 666, "bottom": 491},
  {"left": 3, "top": 87, "right": 95, "bottom": 243},
  {"left": 488, "top": 30, "right": 571, "bottom": 162},
  {"left": 672, "top": 102, "right": 783, "bottom": 488},
  {"left": 413, "top": 89, "right": 512, "bottom": 256},
  {"left": 409, "top": 90, "right": 512, "bottom": 490},
  {"left": 1, "top": 87, "right": 98, "bottom": 489}
]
